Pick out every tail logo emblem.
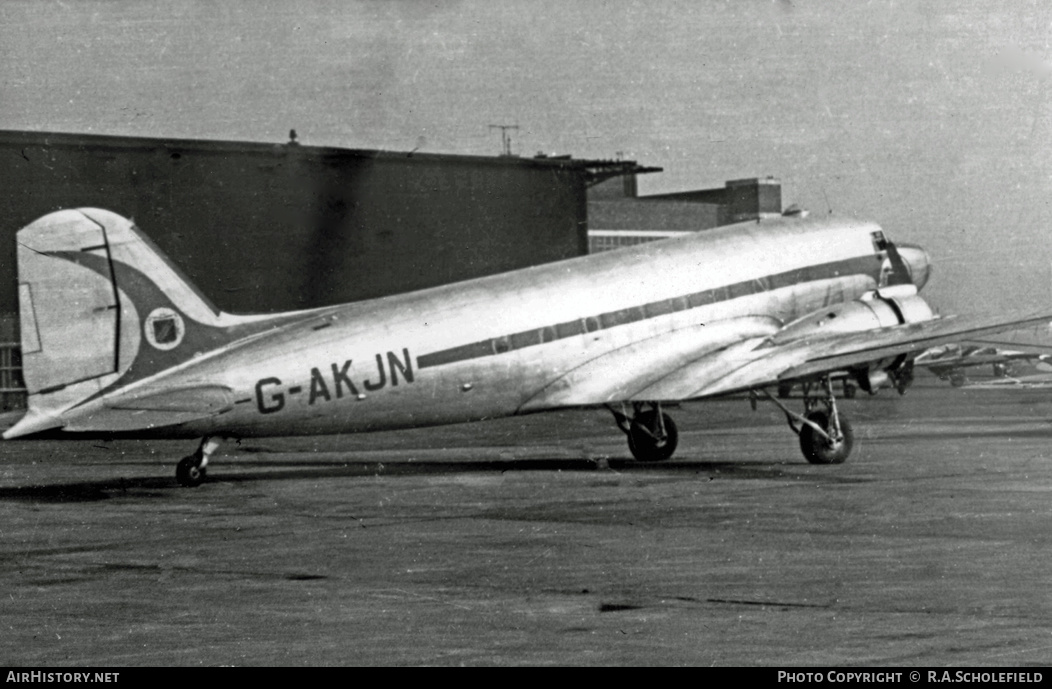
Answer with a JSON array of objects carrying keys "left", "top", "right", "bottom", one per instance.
[{"left": 144, "top": 307, "right": 185, "bottom": 351}]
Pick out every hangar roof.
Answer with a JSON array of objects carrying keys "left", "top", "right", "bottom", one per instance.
[{"left": 0, "top": 129, "right": 660, "bottom": 185}]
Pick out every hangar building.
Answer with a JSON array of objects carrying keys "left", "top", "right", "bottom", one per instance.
[
  {"left": 0, "top": 129, "right": 656, "bottom": 315},
  {"left": 0, "top": 129, "right": 655, "bottom": 409}
]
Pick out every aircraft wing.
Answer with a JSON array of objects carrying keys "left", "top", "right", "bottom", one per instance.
[
  {"left": 773, "top": 310, "right": 1052, "bottom": 384},
  {"left": 522, "top": 309, "right": 1052, "bottom": 408}
]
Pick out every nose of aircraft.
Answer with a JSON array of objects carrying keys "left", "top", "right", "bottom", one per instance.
[{"left": 896, "top": 243, "right": 932, "bottom": 291}]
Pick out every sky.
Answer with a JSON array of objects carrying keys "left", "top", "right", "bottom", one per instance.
[{"left": 1, "top": 0, "right": 1051, "bottom": 316}]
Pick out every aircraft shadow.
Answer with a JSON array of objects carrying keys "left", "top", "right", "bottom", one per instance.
[
  {"left": 887, "top": 427, "right": 1052, "bottom": 442},
  {"left": 0, "top": 456, "right": 815, "bottom": 504},
  {"left": 0, "top": 476, "right": 177, "bottom": 503}
]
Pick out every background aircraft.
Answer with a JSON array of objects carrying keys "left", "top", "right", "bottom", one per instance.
[
  {"left": 5, "top": 208, "right": 1049, "bottom": 485},
  {"left": 776, "top": 341, "right": 1052, "bottom": 397},
  {"left": 916, "top": 341, "right": 1052, "bottom": 387},
  {"left": 957, "top": 374, "right": 1052, "bottom": 390}
]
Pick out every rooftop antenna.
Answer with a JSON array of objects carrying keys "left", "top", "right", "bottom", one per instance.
[
  {"left": 821, "top": 188, "right": 833, "bottom": 215},
  {"left": 489, "top": 124, "right": 520, "bottom": 156}
]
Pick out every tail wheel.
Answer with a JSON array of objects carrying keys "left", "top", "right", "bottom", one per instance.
[
  {"left": 628, "top": 410, "right": 678, "bottom": 462},
  {"left": 799, "top": 410, "right": 853, "bottom": 465}
]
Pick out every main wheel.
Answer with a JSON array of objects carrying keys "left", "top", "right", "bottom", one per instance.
[
  {"left": 798, "top": 410, "right": 853, "bottom": 465},
  {"left": 628, "top": 410, "right": 679, "bottom": 462},
  {"left": 176, "top": 455, "right": 205, "bottom": 487}
]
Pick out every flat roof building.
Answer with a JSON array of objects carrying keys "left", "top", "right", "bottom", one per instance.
[{"left": 587, "top": 175, "right": 783, "bottom": 252}]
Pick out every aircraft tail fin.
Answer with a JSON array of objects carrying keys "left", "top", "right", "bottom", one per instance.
[{"left": 5, "top": 208, "right": 273, "bottom": 438}]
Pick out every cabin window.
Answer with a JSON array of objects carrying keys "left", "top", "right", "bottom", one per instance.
[
  {"left": 556, "top": 320, "right": 583, "bottom": 338},
  {"left": 492, "top": 336, "right": 511, "bottom": 355},
  {"left": 510, "top": 331, "right": 537, "bottom": 350},
  {"left": 601, "top": 307, "right": 639, "bottom": 329},
  {"left": 644, "top": 299, "right": 674, "bottom": 319},
  {"left": 689, "top": 291, "right": 713, "bottom": 309}
]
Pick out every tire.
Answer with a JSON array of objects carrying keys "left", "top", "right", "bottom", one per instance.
[
  {"left": 176, "top": 455, "right": 205, "bottom": 487},
  {"left": 628, "top": 410, "right": 679, "bottom": 462},
  {"left": 798, "top": 411, "right": 853, "bottom": 465}
]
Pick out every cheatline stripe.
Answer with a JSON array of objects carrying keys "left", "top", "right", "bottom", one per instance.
[{"left": 417, "top": 254, "right": 882, "bottom": 370}]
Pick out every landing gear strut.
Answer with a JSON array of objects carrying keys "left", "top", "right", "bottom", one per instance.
[
  {"left": 761, "top": 376, "right": 853, "bottom": 464},
  {"left": 176, "top": 436, "right": 223, "bottom": 487},
  {"left": 609, "top": 402, "right": 679, "bottom": 462}
]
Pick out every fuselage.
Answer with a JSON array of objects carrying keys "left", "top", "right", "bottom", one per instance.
[{"left": 112, "top": 214, "right": 926, "bottom": 439}]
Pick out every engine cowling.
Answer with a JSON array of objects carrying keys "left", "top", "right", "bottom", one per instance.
[
  {"left": 772, "top": 291, "right": 934, "bottom": 395},
  {"left": 771, "top": 291, "right": 935, "bottom": 345}
]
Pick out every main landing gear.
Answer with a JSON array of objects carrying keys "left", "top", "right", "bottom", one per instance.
[
  {"left": 609, "top": 381, "right": 853, "bottom": 465},
  {"left": 610, "top": 402, "right": 679, "bottom": 462},
  {"left": 175, "top": 436, "right": 223, "bottom": 487},
  {"left": 759, "top": 376, "right": 853, "bottom": 464}
]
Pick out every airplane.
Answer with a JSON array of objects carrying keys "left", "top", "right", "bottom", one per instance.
[
  {"left": 915, "top": 342, "right": 1052, "bottom": 386},
  {"left": 776, "top": 342, "right": 1052, "bottom": 396},
  {"left": 953, "top": 373, "right": 1052, "bottom": 390},
  {"left": 4, "top": 208, "right": 1050, "bottom": 486}
]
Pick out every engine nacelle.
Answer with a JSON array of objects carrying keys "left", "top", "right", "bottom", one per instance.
[
  {"left": 859, "top": 368, "right": 891, "bottom": 392},
  {"left": 771, "top": 292, "right": 935, "bottom": 345}
]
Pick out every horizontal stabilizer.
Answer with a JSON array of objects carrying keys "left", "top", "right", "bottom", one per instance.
[
  {"left": 2, "top": 408, "right": 64, "bottom": 439},
  {"left": 53, "top": 383, "right": 236, "bottom": 434},
  {"left": 103, "top": 384, "right": 234, "bottom": 413}
]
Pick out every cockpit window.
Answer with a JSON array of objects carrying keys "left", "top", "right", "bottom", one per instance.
[{"left": 871, "top": 230, "right": 889, "bottom": 251}]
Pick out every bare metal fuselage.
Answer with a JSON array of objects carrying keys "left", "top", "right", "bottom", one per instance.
[{"left": 103, "top": 215, "right": 893, "bottom": 439}]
